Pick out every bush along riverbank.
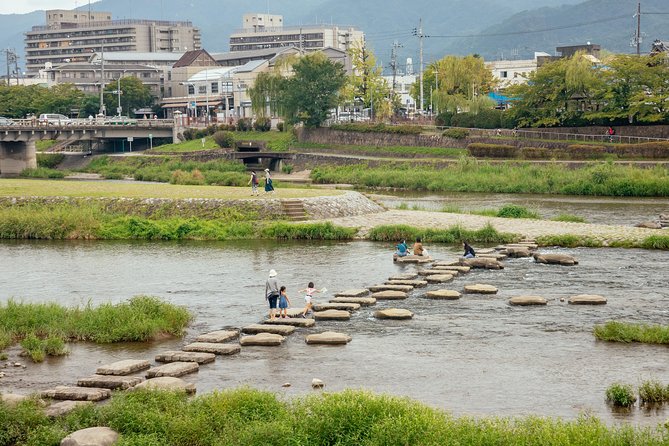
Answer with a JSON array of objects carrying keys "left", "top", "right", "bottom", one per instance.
[
  {"left": 311, "top": 160, "right": 669, "bottom": 197},
  {"left": 0, "top": 296, "right": 192, "bottom": 362},
  {"left": 606, "top": 379, "right": 669, "bottom": 407},
  {"left": 594, "top": 321, "right": 669, "bottom": 345},
  {"left": 1, "top": 388, "right": 667, "bottom": 446}
]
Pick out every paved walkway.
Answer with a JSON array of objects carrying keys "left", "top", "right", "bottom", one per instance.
[{"left": 316, "top": 209, "right": 663, "bottom": 244}]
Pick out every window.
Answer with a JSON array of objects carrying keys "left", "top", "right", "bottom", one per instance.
[
  {"left": 500, "top": 71, "right": 508, "bottom": 78},
  {"left": 188, "top": 85, "right": 195, "bottom": 95},
  {"left": 211, "top": 82, "right": 218, "bottom": 93}
]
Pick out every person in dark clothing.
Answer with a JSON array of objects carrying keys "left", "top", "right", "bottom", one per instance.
[{"left": 463, "top": 241, "right": 476, "bottom": 259}]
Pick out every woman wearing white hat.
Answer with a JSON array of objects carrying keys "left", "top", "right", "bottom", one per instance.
[
  {"left": 264, "top": 168, "right": 275, "bottom": 194},
  {"left": 265, "top": 269, "right": 280, "bottom": 320}
]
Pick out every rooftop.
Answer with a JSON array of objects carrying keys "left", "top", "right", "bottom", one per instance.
[{"left": 30, "top": 18, "right": 194, "bottom": 32}]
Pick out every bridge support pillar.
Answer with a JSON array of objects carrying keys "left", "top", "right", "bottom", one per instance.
[{"left": 0, "top": 141, "right": 37, "bottom": 177}]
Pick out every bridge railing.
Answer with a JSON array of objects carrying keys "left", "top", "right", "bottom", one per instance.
[{"left": 0, "top": 118, "right": 175, "bottom": 129}]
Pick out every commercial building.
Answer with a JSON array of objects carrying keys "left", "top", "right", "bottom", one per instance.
[
  {"left": 229, "top": 13, "right": 364, "bottom": 53},
  {"left": 44, "top": 62, "right": 162, "bottom": 96},
  {"left": 25, "top": 9, "right": 200, "bottom": 73},
  {"left": 486, "top": 53, "right": 548, "bottom": 88}
]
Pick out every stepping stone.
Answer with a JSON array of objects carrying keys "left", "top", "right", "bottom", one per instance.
[
  {"left": 240, "top": 333, "right": 285, "bottom": 346},
  {"left": 395, "top": 255, "right": 433, "bottom": 264},
  {"left": 146, "top": 362, "right": 199, "bottom": 378},
  {"left": 305, "top": 331, "right": 352, "bottom": 345},
  {"left": 476, "top": 248, "right": 497, "bottom": 254},
  {"left": 388, "top": 273, "right": 418, "bottom": 280},
  {"left": 334, "top": 289, "right": 370, "bottom": 297},
  {"left": 313, "top": 302, "right": 360, "bottom": 312},
  {"left": 44, "top": 400, "right": 92, "bottom": 418},
  {"left": 77, "top": 375, "right": 143, "bottom": 390},
  {"left": 385, "top": 279, "right": 427, "bottom": 288},
  {"left": 425, "top": 290, "right": 461, "bottom": 300},
  {"left": 418, "top": 269, "right": 458, "bottom": 277},
  {"left": 283, "top": 308, "right": 305, "bottom": 318},
  {"left": 505, "top": 243, "right": 538, "bottom": 250},
  {"left": 195, "top": 330, "right": 239, "bottom": 343},
  {"left": 1, "top": 393, "right": 27, "bottom": 407},
  {"left": 134, "top": 377, "right": 196, "bottom": 394},
  {"left": 509, "top": 295, "right": 548, "bottom": 306},
  {"left": 371, "top": 290, "right": 408, "bottom": 300},
  {"left": 41, "top": 386, "right": 111, "bottom": 402},
  {"left": 502, "top": 247, "right": 532, "bottom": 258},
  {"left": 313, "top": 309, "right": 351, "bottom": 321},
  {"left": 264, "top": 318, "right": 315, "bottom": 327},
  {"left": 242, "top": 323, "right": 296, "bottom": 335},
  {"left": 461, "top": 258, "right": 504, "bottom": 270},
  {"left": 182, "top": 342, "right": 241, "bottom": 356},
  {"left": 329, "top": 297, "right": 377, "bottom": 306},
  {"left": 478, "top": 253, "right": 507, "bottom": 260},
  {"left": 374, "top": 308, "right": 414, "bottom": 320},
  {"left": 155, "top": 351, "right": 215, "bottom": 364},
  {"left": 463, "top": 284, "right": 498, "bottom": 294},
  {"left": 432, "top": 265, "right": 471, "bottom": 273},
  {"left": 432, "top": 260, "right": 460, "bottom": 267},
  {"left": 368, "top": 284, "right": 413, "bottom": 292},
  {"left": 568, "top": 294, "right": 607, "bottom": 305},
  {"left": 534, "top": 253, "right": 578, "bottom": 266},
  {"left": 96, "top": 359, "right": 150, "bottom": 376},
  {"left": 61, "top": 427, "right": 118, "bottom": 446},
  {"left": 425, "top": 274, "right": 454, "bottom": 284}
]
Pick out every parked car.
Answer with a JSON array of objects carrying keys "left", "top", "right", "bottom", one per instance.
[
  {"left": 0, "top": 116, "right": 14, "bottom": 126},
  {"left": 38, "top": 114, "right": 72, "bottom": 125}
]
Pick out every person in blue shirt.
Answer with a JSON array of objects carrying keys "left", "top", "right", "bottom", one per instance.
[{"left": 395, "top": 240, "right": 408, "bottom": 257}]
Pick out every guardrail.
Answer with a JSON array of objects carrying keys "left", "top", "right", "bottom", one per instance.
[{"left": 0, "top": 118, "right": 175, "bottom": 128}]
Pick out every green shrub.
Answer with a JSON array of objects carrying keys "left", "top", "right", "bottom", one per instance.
[
  {"left": 536, "top": 234, "right": 603, "bottom": 248},
  {"left": 260, "top": 222, "right": 356, "bottom": 240},
  {"left": 519, "top": 147, "right": 551, "bottom": 159},
  {"left": 281, "top": 164, "right": 293, "bottom": 174},
  {"left": 36, "top": 153, "right": 65, "bottom": 169},
  {"left": 496, "top": 204, "right": 540, "bottom": 219},
  {"left": 467, "top": 143, "right": 518, "bottom": 158},
  {"left": 551, "top": 214, "right": 587, "bottom": 223},
  {"left": 435, "top": 111, "right": 453, "bottom": 126},
  {"left": 594, "top": 321, "right": 669, "bottom": 345},
  {"left": 236, "top": 118, "right": 252, "bottom": 131},
  {"left": 367, "top": 223, "right": 517, "bottom": 244},
  {"left": 450, "top": 109, "right": 514, "bottom": 129},
  {"left": 642, "top": 235, "right": 669, "bottom": 250},
  {"left": 565, "top": 144, "right": 609, "bottom": 160},
  {"left": 638, "top": 380, "right": 666, "bottom": 404},
  {"left": 276, "top": 122, "right": 285, "bottom": 132},
  {"left": 253, "top": 117, "right": 271, "bottom": 132},
  {"left": 212, "top": 131, "right": 235, "bottom": 148},
  {"left": 19, "top": 167, "right": 66, "bottom": 179},
  {"left": 442, "top": 128, "right": 469, "bottom": 139},
  {"left": 606, "top": 383, "right": 637, "bottom": 407},
  {"left": 330, "top": 122, "right": 422, "bottom": 135}
]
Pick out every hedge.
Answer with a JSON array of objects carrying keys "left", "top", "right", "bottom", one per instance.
[{"left": 330, "top": 123, "right": 422, "bottom": 135}]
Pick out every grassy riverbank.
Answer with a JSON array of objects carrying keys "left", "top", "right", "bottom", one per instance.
[
  {"left": 594, "top": 321, "right": 669, "bottom": 345},
  {"left": 1, "top": 388, "right": 666, "bottom": 446},
  {"left": 149, "top": 131, "right": 296, "bottom": 153},
  {"left": 367, "top": 223, "right": 518, "bottom": 244},
  {"left": 311, "top": 161, "right": 669, "bottom": 197},
  {"left": 0, "top": 296, "right": 192, "bottom": 362}
]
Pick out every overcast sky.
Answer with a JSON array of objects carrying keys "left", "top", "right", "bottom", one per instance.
[{"left": 0, "top": 0, "right": 87, "bottom": 14}]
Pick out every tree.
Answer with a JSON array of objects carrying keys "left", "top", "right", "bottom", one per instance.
[
  {"left": 342, "top": 42, "right": 394, "bottom": 119},
  {"left": 104, "top": 76, "right": 153, "bottom": 116}
]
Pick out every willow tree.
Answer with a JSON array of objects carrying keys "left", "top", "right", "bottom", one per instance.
[
  {"left": 248, "top": 71, "right": 286, "bottom": 118},
  {"left": 342, "top": 42, "right": 394, "bottom": 119}
]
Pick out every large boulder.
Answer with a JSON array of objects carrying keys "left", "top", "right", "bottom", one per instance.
[
  {"left": 533, "top": 253, "right": 578, "bottom": 266},
  {"left": 305, "top": 331, "right": 352, "bottom": 345},
  {"left": 568, "top": 294, "right": 607, "bottom": 305},
  {"left": 463, "top": 284, "right": 498, "bottom": 295},
  {"left": 509, "top": 296, "right": 547, "bottom": 306},
  {"left": 134, "top": 377, "right": 196, "bottom": 394},
  {"left": 460, "top": 258, "right": 504, "bottom": 270},
  {"left": 424, "top": 290, "right": 461, "bottom": 300},
  {"left": 374, "top": 308, "right": 414, "bottom": 320},
  {"left": 60, "top": 427, "right": 119, "bottom": 446}
]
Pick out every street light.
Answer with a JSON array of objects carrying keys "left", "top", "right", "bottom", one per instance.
[
  {"left": 115, "top": 70, "right": 128, "bottom": 117},
  {"left": 179, "top": 82, "right": 197, "bottom": 122}
]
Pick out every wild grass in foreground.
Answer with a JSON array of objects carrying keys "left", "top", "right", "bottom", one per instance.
[
  {"left": 0, "top": 388, "right": 665, "bottom": 446},
  {"left": 594, "top": 321, "right": 669, "bottom": 345},
  {"left": 367, "top": 223, "right": 518, "bottom": 244},
  {"left": 0, "top": 296, "right": 192, "bottom": 361}
]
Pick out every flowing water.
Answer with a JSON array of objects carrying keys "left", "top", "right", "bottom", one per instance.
[
  {"left": 1, "top": 239, "right": 668, "bottom": 425},
  {"left": 374, "top": 191, "right": 669, "bottom": 226}
]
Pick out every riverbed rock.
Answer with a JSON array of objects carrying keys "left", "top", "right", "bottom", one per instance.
[
  {"left": 240, "top": 333, "right": 285, "bottom": 346},
  {"left": 374, "top": 308, "right": 414, "bottom": 320},
  {"left": 146, "top": 362, "right": 199, "bottom": 378},
  {"left": 195, "top": 330, "right": 239, "bottom": 343},
  {"left": 242, "top": 324, "right": 296, "bottom": 335},
  {"left": 1, "top": 393, "right": 28, "bottom": 407},
  {"left": 305, "top": 331, "right": 352, "bottom": 345},
  {"left": 509, "top": 296, "right": 548, "bottom": 306},
  {"left": 313, "top": 309, "right": 351, "bottom": 321},
  {"left": 182, "top": 342, "right": 241, "bottom": 356},
  {"left": 371, "top": 290, "right": 408, "bottom": 300},
  {"left": 60, "top": 427, "right": 119, "bottom": 446},
  {"left": 636, "top": 221, "right": 662, "bottom": 229},
  {"left": 329, "top": 297, "right": 377, "bottom": 306},
  {"left": 568, "top": 294, "right": 607, "bottom": 305},
  {"left": 463, "top": 284, "right": 499, "bottom": 295},
  {"left": 368, "top": 284, "right": 414, "bottom": 292},
  {"left": 425, "top": 274, "right": 454, "bottom": 284},
  {"left": 460, "top": 258, "right": 504, "bottom": 270},
  {"left": 476, "top": 248, "right": 497, "bottom": 254},
  {"left": 502, "top": 247, "right": 532, "bottom": 258},
  {"left": 96, "top": 359, "right": 150, "bottom": 376},
  {"left": 385, "top": 279, "right": 428, "bottom": 288},
  {"left": 477, "top": 253, "right": 508, "bottom": 260},
  {"left": 431, "top": 265, "right": 471, "bottom": 273},
  {"left": 44, "top": 401, "right": 92, "bottom": 418},
  {"left": 264, "top": 318, "right": 315, "bottom": 327},
  {"left": 134, "top": 377, "right": 196, "bottom": 394},
  {"left": 334, "top": 289, "right": 370, "bottom": 297},
  {"left": 424, "top": 290, "right": 461, "bottom": 300},
  {"left": 42, "top": 386, "right": 111, "bottom": 402},
  {"left": 533, "top": 253, "right": 578, "bottom": 266},
  {"left": 311, "top": 378, "right": 325, "bottom": 389},
  {"left": 155, "top": 351, "right": 215, "bottom": 364},
  {"left": 388, "top": 273, "right": 418, "bottom": 281},
  {"left": 313, "top": 302, "right": 360, "bottom": 312},
  {"left": 394, "top": 255, "right": 432, "bottom": 264},
  {"left": 77, "top": 375, "right": 143, "bottom": 390}
]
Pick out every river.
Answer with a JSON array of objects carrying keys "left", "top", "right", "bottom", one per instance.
[{"left": 1, "top": 239, "right": 667, "bottom": 425}]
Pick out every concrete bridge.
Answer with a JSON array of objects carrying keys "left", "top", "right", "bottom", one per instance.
[{"left": 0, "top": 119, "right": 175, "bottom": 177}]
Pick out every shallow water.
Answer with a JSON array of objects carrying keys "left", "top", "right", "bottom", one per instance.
[
  {"left": 1, "top": 239, "right": 668, "bottom": 425},
  {"left": 374, "top": 191, "right": 669, "bottom": 226}
]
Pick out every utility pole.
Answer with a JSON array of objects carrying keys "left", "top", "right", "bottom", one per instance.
[
  {"left": 390, "top": 40, "right": 403, "bottom": 91},
  {"left": 4, "top": 49, "right": 18, "bottom": 86},
  {"left": 98, "top": 43, "right": 105, "bottom": 116},
  {"left": 635, "top": 2, "right": 641, "bottom": 56},
  {"left": 412, "top": 19, "right": 425, "bottom": 114}
]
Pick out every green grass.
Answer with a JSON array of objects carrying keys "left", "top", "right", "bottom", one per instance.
[
  {"left": 638, "top": 380, "right": 667, "bottom": 404},
  {"left": 606, "top": 383, "right": 637, "bottom": 407},
  {"left": 293, "top": 141, "right": 466, "bottom": 158},
  {"left": 367, "top": 223, "right": 518, "bottom": 244},
  {"left": 146, "top": 136, "right": 220, "bottom": 152},
  {"left": 35, "top": 140, "right": 56, "bottom": 151},
  {"left": 0, "top": 388, "right": 665, "bottom": 446},
  {"left": 440, "top": 204, "right": 540, "bottom": 219},
  {"left": 19, "top": 167, "right": 66, "bottom": 179},
  {"left": 642, "top": 235, "right": 669, "bottom": 250},
  {"left": 36, "top": 153, "right": 65, "bottom": 168},
  {"left": 0, "top": 296, "right": 192, "bottom": 361},
  {"left": 150, "top": 131, "right": 296, "bottom": 153},
  {"left": 551, "top": 214, "right": 588, "bottom": 223},
  {"left": 594, "top": 321, "right": 669, "bottom": 345}
]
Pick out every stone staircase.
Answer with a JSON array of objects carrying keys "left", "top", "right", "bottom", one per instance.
[{"left": 281, "top": 200, "right": 308, "bottom": 221}]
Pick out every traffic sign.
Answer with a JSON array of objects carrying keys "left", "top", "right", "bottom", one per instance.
[{"left": 127, "top": 136, "right": 134, "bottom": 142}]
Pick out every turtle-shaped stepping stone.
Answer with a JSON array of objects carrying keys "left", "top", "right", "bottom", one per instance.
[
  {"left": 240, "top": 333, "right": 285, "bottom": 346},
  {"left": 463, "top": 284, "right": 498, "bottom": 294},
  {"left": 425, "top": 274, "right": 454, "bottom": 284},
  {"left": 371, "top": 290, "right": 408, "bottom": 300},
  {"left": 425, "top": 289, "right": 461, "bottom": 300},
  {"left": 568, "top": 294, "right": 607, "bottom": 305},
  {"left": 305, "top": 331, "right": 352, "bottom": 345},
  {"left": 374, "top": 308, "right": 414, "bottom": 320},
  {"left": 509, "top": 295, "right": 547, "bottom": 306},
  {"left": 314, "top": 309, "right": 351, "bottom": 321}
]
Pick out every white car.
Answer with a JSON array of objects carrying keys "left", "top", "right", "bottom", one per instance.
[{"left": 38, "top": 113, "right": 72, "bottom": 125}]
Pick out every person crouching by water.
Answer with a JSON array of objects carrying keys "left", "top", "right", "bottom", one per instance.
[
  {"left": 463, "top": 241, "right": 476, "bottom": 259},
  {"left": 265, "top": 269, "right": 280, "bottom": 320},
  {"left": 413, "top": 237, "right": 425, "bottom": 256},
  {"left": 278, "top": 286, "right": 291, "bottom": 319},
  {"left": 393, "top": 240, "right": 408, "bottom": 261}
]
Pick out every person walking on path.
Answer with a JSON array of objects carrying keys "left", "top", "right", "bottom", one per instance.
[
  {"left": 265, "top": 269, "right": 280, "bottom": 320},
  {"left": 278, "top": 286, "right": 291, "bottom": 319},
  {"left": 463, "top": 241, "right": 476, "bottom": 259},
  {"left": 248, "top": 170, "right": 259, "bottom": 196},
  {"left": 298, "top": 281, "right": 323, "bottom": 317},
  {"left": 264, "top": 168, "right": 275, "bottom": 194}
]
